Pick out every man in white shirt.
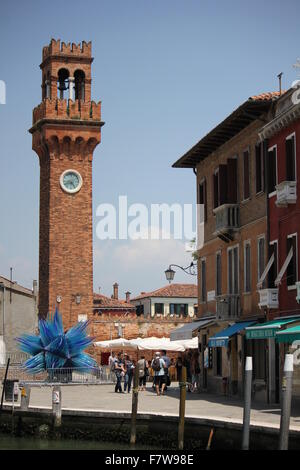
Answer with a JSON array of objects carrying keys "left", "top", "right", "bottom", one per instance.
[{"left": 109, "top": 352, "right": 116, "bottom": 370}]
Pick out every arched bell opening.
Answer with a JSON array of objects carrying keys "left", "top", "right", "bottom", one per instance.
[
  {"left": 74, "top": 69, "right": 85, "bottom": 101},
  {"left": 57, "top": 68, "right": 70, "bottom": 100}
]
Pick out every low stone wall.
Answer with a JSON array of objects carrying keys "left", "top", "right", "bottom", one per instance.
[{"left": 1, "top": 406, "right": 300, "bottom": 450}]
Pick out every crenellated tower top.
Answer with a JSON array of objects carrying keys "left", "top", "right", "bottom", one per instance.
[
  {"left": 38, "top": 38, "right": 94, "bottom": 103},
  {"left": 42, "top": 39, "right": 92, "bottom": 61}
]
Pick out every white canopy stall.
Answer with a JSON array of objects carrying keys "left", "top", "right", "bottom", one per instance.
[{"left": 94, "top": 336, "right": 198, "bottom": 352}]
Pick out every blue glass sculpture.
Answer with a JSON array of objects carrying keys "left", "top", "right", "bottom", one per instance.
[{"left": 16, "top": 309, "right": 97, "bottom": 374}]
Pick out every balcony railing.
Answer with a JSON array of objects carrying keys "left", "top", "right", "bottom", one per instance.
[
  {"left": 258, "top": 288, "right": 279, "bottom": 309},
  {"left": 216, "top": 294, "right": 240, "bottom": 320},
  {"left": 213, "top": 204, "right": 239, "bottom": 235},
  {"left": 275, "top": 181, "right": 297, "bottom": 207}
]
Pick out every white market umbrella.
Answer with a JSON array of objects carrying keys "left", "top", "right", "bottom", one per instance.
[
  {"left": 94, "top": 338, "right": 138, "bottom": 351},
  {"left": 131, "top": 336, "right": 185, "bottom": 352},
  {"left": 173, "top": 337, "right": 198, "bottom": 350}
]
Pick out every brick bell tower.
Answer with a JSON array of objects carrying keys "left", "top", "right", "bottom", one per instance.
[{"left": 29, "top": 39, "right": 104, "bottom": 329}]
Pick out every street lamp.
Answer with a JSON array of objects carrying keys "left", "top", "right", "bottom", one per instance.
[{"left": 164, "top": 262, "right": 197, "bottom": 283}]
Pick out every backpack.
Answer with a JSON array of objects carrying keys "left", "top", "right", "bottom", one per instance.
[{"left": 152, "top": 358, "right": 161, "bottom": 372}]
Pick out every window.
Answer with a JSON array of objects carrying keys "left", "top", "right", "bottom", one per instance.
[
  {"left": 213, "top": 170, "right": 219, "bottom": 209},
  {"left": 198, "top": 179, "right": 207, "bottom": 222},
  {"left": 244, "top": 242, "right": 251, "bottom": 293},
  {"left": 216, "top": 251, "right": 222, "bottom": 296},
  {"left": 286, "top": 134, "right": 296, "bottom": 182},
  {"left": 268, "top": 146, "right": 277, "bottom": 194},
  {"left": 227, "top": 158, "right": 237, "bottom": 203},
  {"left": 136, "top": 304, "right": 144, "bottom": 316},
  {"left": 213, "top": 165, "right": 229, "bottom": 208},
  {"left": 154, "top": 303, "right": 164, "bottom": 314},
  {"left": 255, "top": 143, "right": 264, "bottom": 193},
  {"left": 201, "top": 259, "right": 206, "bottom": 302},
  {"left": 170, "top": 304, "right": 188, "bottom": 317},
  {"left": 287, "top": 234, "right": 297, "bottom": 287},
  {"left": 268, "top": 241, "right": 278, "bottom": 288},
  {"left": 228, "top": 246, "right": 239, "bottom": 294},
  {"left": 258, "top": 237, "right": 265, "bottom": 283},
  {"left": 243, "top": 149, "right": 250, "bottom": 200}
]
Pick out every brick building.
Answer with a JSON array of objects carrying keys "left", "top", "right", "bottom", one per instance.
[
  {"left": 172, "top": 92, "right": 283, "bottom": 398},
  {"left": 93, "top": 283, "right": 197, "bottom": 364},
  {"left": 29, "top": 39, "right": 104, "bottom": 331},
  {"left": 245, "top": 85, "right": 300, "bottom": 403}
]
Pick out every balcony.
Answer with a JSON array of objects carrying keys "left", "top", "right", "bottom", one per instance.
[
  {"left": 213, "top": 204, "right": 239, "bottom": 240},
  {"left": 275, "top": 181, "right": 297, "bottom": 207},
  {"left": 258, "top": 289, "right": 279, "bottom": 309},
  {"left": 216, "top": 294, "right": 240, "bottom": 320}
]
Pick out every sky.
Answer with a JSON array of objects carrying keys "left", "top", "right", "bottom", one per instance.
[{"left": 0, "top": 0, "right": 300, "bottom": 299}]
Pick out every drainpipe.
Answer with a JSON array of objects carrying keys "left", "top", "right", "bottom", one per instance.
[
  {"left": 0, "top": 283, "right": 5, "bottom": 338},
  {"left": 263, "top": 136, "right": 275, "bottom": 404},
  {"left": 32, "top": 280, "right": 38, "bottom": 330},
  {"left": 0, "top": 283, "right": 5, "bottom": 364}
]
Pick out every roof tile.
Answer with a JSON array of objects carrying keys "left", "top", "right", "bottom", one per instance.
[{"left": 131, "top": 283, "right": 198, "bottom": 301}]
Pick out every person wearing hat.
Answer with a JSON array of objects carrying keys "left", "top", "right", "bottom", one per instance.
[{"left": 151, "top": 352, "right": 166, "bottom": 396}]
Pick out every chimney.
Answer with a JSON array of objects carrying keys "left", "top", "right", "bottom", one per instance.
[
  {"left": 125, "top": 291, "right": 131, "bottom": 303},
  {"left": 113, "top": 283, "right": 119, "bottom": 300}
]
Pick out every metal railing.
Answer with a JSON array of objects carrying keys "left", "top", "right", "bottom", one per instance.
[
  {"left": 214, "top": 203, "right": 240, "bottom": 234},
  {"left": 0, "top": 364, "right": 115, "bottom": 385},
  {"left": 0, "top": 352, "right": 30, "bottom": 366}
]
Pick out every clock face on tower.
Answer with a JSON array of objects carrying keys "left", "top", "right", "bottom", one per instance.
[{"left": 60, "top": 169, "right": 83, "bottom": 194}]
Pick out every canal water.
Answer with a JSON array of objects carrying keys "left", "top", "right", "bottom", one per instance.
[{"left": 0, "top": 433, "right": 161, "bottom": 450}]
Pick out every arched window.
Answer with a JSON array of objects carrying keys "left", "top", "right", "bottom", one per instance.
[
  {"left": 46, "top": 72, "right": 51, "bottom": 99},
  {"left": 74, "top": 70, "right": 85, "bottom": 101},
  {"left": 57, "top": 68, "right": 70, "bottom": 99},
  {"left": 42, "top": 75, "right": 46, "bottom": 100}
]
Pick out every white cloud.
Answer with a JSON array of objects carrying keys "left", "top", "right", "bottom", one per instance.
[{"left": 93, "top": 226, "right": 195, "bottom": 297}]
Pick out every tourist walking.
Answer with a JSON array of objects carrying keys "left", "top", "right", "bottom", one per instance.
[
  {"left": 114, "top": 352, "right": 125, "bottom": 393},
  {"left": 109, "top": 351, "right": 116, "bottom": 369},
  {"left": 183, "top": 350, "right": 193, "bottom": 392},
  {"left": 161, "top": 349, "right": 171, "bottom": 392},
  {"left": 191, "top": 351, "right": 201, "bottom": 392},
  {"left": 124, "top": 354, "right": 134, "bottom": 393},
  {"left": 151, "top": 352, "right": 166, "bottom": 396},
  {"left": 137, "top": 356, "right": 148, "bottom": 391}
]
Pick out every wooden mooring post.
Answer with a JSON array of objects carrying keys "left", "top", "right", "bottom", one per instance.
[
  {"left": 178, "top": 366, "right": 187, "bottom": 450},
  {"left": 279, "top": 354, "right": 293, "bottom": 450},
  {"left": 20, "top": 384, "right": 31, "bottom": 411},
  {"left": 242, "top": 356, "right": 253, "bottom": 450},
  {"left": 52, "top": 386, "right": 62, "bottom": 427},
  {"left": 0, "top": 358, "right": 10, "bottom": 411},
  {"left": 130, "top": 364, "right": 139, "bottom": 446}
]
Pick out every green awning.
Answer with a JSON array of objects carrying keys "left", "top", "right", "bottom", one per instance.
[
  {"left": 245, "top": 317, "right": 300, "bottom": 340},
  {"left": 276, "top": 324, "right": 300, "bottom": 343}
]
